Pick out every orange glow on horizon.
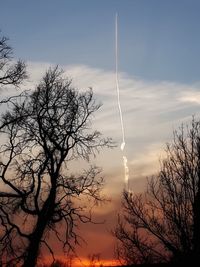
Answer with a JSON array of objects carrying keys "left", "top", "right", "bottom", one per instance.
[
  {"left": 75, "top": 258, "right": 120, "bottom": 267},
  {"left": 42, "top": 256, "right": 120, "bottom": 267}
]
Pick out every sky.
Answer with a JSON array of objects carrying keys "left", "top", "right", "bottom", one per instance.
[{"left": 1, "top": 0, "right": 200, "bottom": 266}]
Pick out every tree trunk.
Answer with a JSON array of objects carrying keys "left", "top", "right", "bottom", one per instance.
[
  {"left": 23, "top": 188, "right": 56, "bottom": 267},
  {"left": 23, "top": 222, "right": 45, "bottom": 267}
]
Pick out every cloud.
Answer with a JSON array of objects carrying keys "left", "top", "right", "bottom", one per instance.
[
  {"left": 21, "top": 62, "right": 200, "bottom": 181},
  {"left": 179, "top": 91, "right": 200, "bottom": 105}
]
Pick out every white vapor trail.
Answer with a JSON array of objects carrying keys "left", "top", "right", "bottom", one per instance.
[
  {"left": 115, "top": 13, "right": 129, "bottom": 189},
  {"left": 115, "top": 13, "right": 125, "bottom": 151}
]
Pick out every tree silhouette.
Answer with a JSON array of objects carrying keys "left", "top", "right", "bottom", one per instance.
[
  {"left": 115, "top": 119, "right": 200, "bottom": 266},
  {"left": 0, "top": 32, "right": 26, "bottom": 90},
  {"left": 0, "top": 67, "right": 111, "bottom": 267}
]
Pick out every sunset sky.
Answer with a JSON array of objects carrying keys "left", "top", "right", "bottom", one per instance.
[{"left": 1, "top": 0, "right": 200, "bottom": 265}]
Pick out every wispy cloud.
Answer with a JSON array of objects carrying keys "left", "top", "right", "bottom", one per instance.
[
  {"left": 179, "top": 91, "right": 200, "bottom": 105},
  {"left": 23, "top": 62, "right": 200, "bottom": 186}
]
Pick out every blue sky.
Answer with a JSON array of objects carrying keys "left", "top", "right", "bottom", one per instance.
[
  {"left": 2, "top": 0, "right": 200, "bottom": 263},
  {"left": 1, "top": 0, "right": 200, "bottom": 83}
]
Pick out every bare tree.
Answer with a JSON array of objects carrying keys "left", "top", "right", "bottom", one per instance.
[
  {"left": 0, "top": 67, "right": 111, "bottom": 267},
  {"left": 115, "top": 119, "right": 200, "bottom": 266},
  {"left": 0, "top": 32, "right": 26, "bottom": 90}
]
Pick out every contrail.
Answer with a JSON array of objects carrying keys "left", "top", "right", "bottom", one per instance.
[
  {"left": 123, "top": 155, "right": 129, "bottom": 186},
  {"left": 115, "top": 13, "right": 125, "bottom": 151},
  {"left": 115, "top": 13, "right": 129, "bottom": 189}
]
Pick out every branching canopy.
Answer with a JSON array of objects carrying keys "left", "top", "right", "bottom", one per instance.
[
  {"left": 115, "top": 119, "right": 200, "bottom": 265},
  {"left": 0, "top": 67, "right": 111, "bottom": 266}
]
